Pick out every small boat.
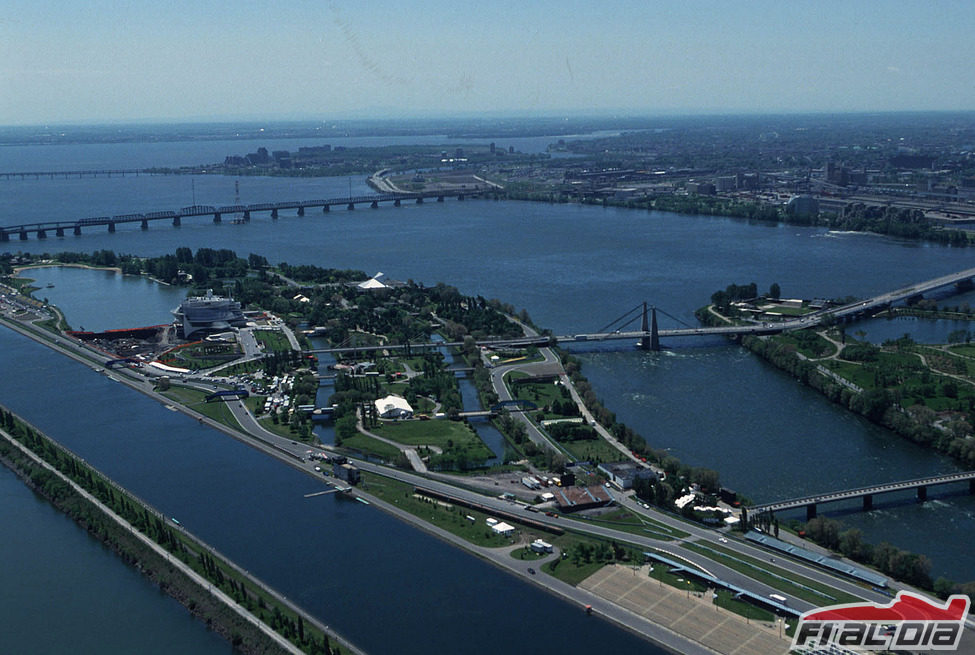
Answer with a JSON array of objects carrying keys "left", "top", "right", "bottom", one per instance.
[{"left": 46, "top": 283, "right": 55, "bottom": 288}]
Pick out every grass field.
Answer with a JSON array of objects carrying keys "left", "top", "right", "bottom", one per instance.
[{"left": 370, "top": 419, "right": 492, "bottom": 459}]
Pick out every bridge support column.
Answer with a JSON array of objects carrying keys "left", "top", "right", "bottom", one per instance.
[
  {"left": 213, "top": 213, "right": 221, "bottom": 224},
  {"left": 806, "top": 504, "right": 817, "bottom": 521},
  {"left": 394, "top": 199, "right": 401, "bottom": 207},
  {"left": 437, "top": 195, "right": 444, "bottom": 202},
  {"left": 19, "top": 230, "right": 27, "bottom": 240},
  {"left": 458, "top": 194, "right": 465, "bottom": 201},
  {"left": 323, "top": 204, "right": 330, "bottom": 213},
  {"left": 55, "top": 227, "right": 64, "bottom": 237},
  {"left": 297, "top": 206, "right": 305, "bottom": 216},
  {"left": 74, "top": 225, "right": 82, "bottom": 235},
  {"left": 141, "top": 219, "right": 149, "bottom": 230},
  {"left": 862, "top": 494, "right": 873, "bottom": 511},
  {"left": 969, "top": 479, "right": 975, "bottom": 495},
  {"left": 172, "top": 216, "right": 181, "bottom": 227},
  {"left": 107, "top": 222, "right": 115, "bottom": 233},
  {"left": 347, "top": 203, "right": 355, "bottom": 210},
  {"left": 0, "top": 231, "right": 8, "bottom": 242},
  {"left": 416, "top": 197, "right": 423, "bottom": 204},
  {"left": 370, "top": 200, "right": 378, "bottom": 209},
  {"left": 638, "top": 303, "right": 661, "bottom": 351},
  {"left": 36, "top": 229, "right": 46, "bottom": 239},
  {"left": 917, "top": 486, "right": 927, "bottom": 502},
  {"left": 271, "top": 209, "right": 278, "bottom": 219},
  {"left": 243, "top": 211, "right": 250, "bottom": 221}
]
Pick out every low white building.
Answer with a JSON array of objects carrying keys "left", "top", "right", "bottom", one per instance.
[
  {"left": 491, "top": 521, "right": 515, "bottom": 537},
  {"left": 374, "top": 395, "right": 414, "bottom": 419}
]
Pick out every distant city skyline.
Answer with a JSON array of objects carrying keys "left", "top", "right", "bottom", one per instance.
[{"left": 3, "top": 0, "right": 975, "bottom": 126}]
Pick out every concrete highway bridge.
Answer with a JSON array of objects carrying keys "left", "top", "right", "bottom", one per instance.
[
  {"left": 0, "top": 168, "right": 164, "bottom": 180},
  {"left": 750, "top": 470, "right": 975, "bottom": 520},
  {"left": 0, "top": 190, "right": 478, "bottom": 241}
]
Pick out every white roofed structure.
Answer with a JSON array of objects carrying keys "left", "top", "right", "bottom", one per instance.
[
  {"left": 358, "top": 272, "right": 388, "bottom": 290},
  {"left": 374, "top": 395, "right": 414, "bottom": 419}
]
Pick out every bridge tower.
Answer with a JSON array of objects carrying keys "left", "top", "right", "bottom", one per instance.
[{"left": 638, "top": 302, "right": 660, "bottom": 351}]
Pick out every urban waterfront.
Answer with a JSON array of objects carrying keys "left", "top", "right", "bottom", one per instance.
[{"left": 4, "top": 140, "right": 975, "bottom": 652}]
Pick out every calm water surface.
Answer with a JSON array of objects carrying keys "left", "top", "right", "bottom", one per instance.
[{"left": 4, "top": 142, "right": 975, "bottom": 651}]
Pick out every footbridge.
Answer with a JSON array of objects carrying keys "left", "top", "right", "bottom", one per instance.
[
  {"left": 749, "top": 470, "right": 975, "bottom": 520},
  {"left": 0, "top": 190, "right": 479, "bottom": 241}
]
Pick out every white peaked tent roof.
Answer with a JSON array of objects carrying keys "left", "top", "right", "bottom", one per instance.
[{"left": 358, "top": 272, "right": 388, "bottom": 289}]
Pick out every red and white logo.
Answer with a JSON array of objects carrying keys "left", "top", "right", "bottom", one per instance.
[{"left": 792, "top": 591, "right": 970, "bottom": 651}]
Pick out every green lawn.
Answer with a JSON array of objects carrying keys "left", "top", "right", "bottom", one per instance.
[
  {"left": 339, "top": 432, "right": 403, "bottom": 460},
  {"left": 253, "top": 329, "right": 293, "bottom": 352},
  {"left": 370, "top": 419, "right": 492, "bottom": 459}
]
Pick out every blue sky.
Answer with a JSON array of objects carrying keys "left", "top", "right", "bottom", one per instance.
[{"left": 2, "top": 0, "right": 974, "bottom": 124}]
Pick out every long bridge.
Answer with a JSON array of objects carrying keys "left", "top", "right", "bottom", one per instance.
[
  {"left": 0, "top": 168, "right": 164, "bottom": 180},
  {"left": 750, "top": 470, "right": 975, "bottom": 520},
  {"left": 308, "top": 267, "right": 975, "bottom": 355},
  {"left": 0, "top": 190, "right": 478, "bottom": 241}
]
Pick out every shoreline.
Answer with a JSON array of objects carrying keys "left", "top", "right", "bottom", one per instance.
[
  {"left": 0, "top": 293, "right": 721, "bottom": 654},
  {"left": 0, "top": 416, "right": 309, "bottom": 655}
]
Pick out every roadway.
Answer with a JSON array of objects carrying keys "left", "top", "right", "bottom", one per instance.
[{"left": 752, "top": 470, "right": 975, "bottom": 514}]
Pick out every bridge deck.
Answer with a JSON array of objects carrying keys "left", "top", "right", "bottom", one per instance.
[{"left": 752, "top": 470, "right": 975, "bottom": 513}]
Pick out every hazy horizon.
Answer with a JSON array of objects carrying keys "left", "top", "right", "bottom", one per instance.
[{"left": 4, "top": 1, "right": 975, "bottom": 126}]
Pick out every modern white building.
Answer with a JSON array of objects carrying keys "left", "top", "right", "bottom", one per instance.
[{"left": 374, "top": 395, "right": 414, "bottom": 419}]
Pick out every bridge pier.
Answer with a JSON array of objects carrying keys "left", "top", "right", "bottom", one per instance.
[
  {"left": 862, "top": 494, "right": 873, "bottom": 511},
  {"left": 19, "top": 230, "right": 27, "bottom": 240},
  {"left": 107, "top": 222, "right": 115, "bottom": 233},
  {"left": 74, "top": 225, "right": 81, "bottom": 236},
  {"left": 638, "top": 303, "right": 661, "bottom": 351},
  {"left": 141, "top": 219, "right": 149, "bottom": 230},
  {"left": 347, "top": 202, "right": 355, "bottom": 210},
  {"left": 437, "top": 195, "right": 444, "bottom": 202},
  {"left": 172, "top": 216, "right": 181, "bottom": 227},
  {"left": 297, "top": 206, "right": 305, "bottom": 216},
  {"left": 213, "top": 212, "right": 221, "bottom": 224},
  {"left": 458, "top": 194, "right": 465, "bottom": 201},
  {"left": 323, "top": 204, "right": 330, "bottom": 213},
  {"left": 806, "top": 504, "right": 817, "bottom": 520},
  {"left": 970, "top": 479, "right": 975, "bottom": 495},
  {"left": 416, "top": 197, "right": 423, "bottom": 204},
  {"left": 36, "top": 229, "right": 46, "bottom": 239},
  {"left": 243, "top": 211, "right": 250, "bottom": 221},
  {"left": 370, "top": 200, "right": 378, "bottom": 209},
  {"left": 0, "top": 231, "right": 8, "bottom": 242},
  {"left": 271, "top": 208, "right": 278, "bottom": 219},
  {"left": 394, "top": 199, "right": 401, "bottom": 207},
  {"left": 917, "top": 486, "right": 927, "bottom": 502},
  {"left": 55, "top": 227, "right": 64, "bottom": 237}
]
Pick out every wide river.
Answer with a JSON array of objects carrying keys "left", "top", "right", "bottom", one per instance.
[{"left": 2, "top": 137, "right": 974, "bottom": 653}]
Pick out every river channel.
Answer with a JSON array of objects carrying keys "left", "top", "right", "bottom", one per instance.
[{"left": 3, "top": 138, "right": 975, "bottom": 651}]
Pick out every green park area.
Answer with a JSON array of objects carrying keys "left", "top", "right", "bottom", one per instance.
[
  {"left": 253, "top": 329, "right": 292, "bottom": 353},
  {"left": 369, "top": 419, "right": 494, "bottom": 468}
]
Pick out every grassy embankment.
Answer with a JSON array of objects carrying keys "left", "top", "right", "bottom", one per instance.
[{"left": 0, "top": 405, "right": 354, "bottom": 655}]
